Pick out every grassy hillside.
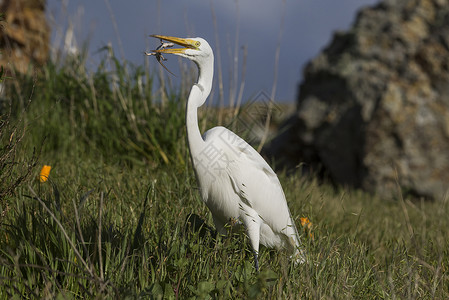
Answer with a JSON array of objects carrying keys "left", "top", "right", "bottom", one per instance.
[{"left": 1, "top": 53, "right": 448, "bottom": 299}]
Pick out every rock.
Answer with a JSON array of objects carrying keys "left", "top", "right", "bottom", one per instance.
[
  {"left": 270, "top": 0, "right": 449, "bottom": 200},
  {"left": 0, "top": 0, "right": 50, "bottom": 75}
]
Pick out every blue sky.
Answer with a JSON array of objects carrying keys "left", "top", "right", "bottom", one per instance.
[{"left": 47, "top": 0, "right": 379, "bottom": 104}]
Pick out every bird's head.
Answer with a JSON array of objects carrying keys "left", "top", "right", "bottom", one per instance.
[{"left": 150, "top": 34, "right": 213, "bottom": 66}]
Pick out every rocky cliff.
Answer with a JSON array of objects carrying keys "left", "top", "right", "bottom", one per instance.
[
  {"left": 270, "top": 0, "right": 449, "bottom": 200},
  {"left": 0, "top": 0, "right": 49, "bottom": 75}
]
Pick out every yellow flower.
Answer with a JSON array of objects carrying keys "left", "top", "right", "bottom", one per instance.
[
  {"left": 39, "top": 165, "right": 51, "bottom": 183},
  {"left": 300, "top": 217, "right": 313, "bottom": 239}
]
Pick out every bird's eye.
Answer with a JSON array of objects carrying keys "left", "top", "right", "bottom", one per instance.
[{"left": 195, "top": 41, "right": 201, "bottom": 47}]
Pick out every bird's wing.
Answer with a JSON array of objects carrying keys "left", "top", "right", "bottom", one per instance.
[{"left": 203, "top": 127, "right": 298, "bottom": 235}]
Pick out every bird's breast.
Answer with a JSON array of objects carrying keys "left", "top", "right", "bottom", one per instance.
[{"left": 196, "top": 165, "right": 241, "bottom": 222}]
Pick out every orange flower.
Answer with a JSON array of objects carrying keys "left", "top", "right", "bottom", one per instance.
[
  {"left": 300, "top": 217, "right": 311, "bottom": 227},
  {"left": 39, "top": 165, "right": 51, "bottom": 183},
  {"left": 300, "top": 217, "right": 313, "bottom": 239}
]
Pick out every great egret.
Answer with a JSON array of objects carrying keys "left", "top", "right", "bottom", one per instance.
[{"left": 150, "top": 34, "right": 305, "bottom": 270}]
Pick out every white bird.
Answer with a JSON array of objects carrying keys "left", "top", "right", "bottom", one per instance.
[{"left": 150, "top": 34, "right": 305, "bottom": 270}]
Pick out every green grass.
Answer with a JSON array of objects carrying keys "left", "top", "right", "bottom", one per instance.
[{"left": 1, "top": 53, "right": 448, "bottom": 299}]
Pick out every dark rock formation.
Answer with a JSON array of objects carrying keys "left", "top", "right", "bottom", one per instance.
[
  {"left": 0, "top": 0, "right": 50, "bottom": 74},
  {"left": 270, "top": 0, "right": 449, "bottom": 200}
]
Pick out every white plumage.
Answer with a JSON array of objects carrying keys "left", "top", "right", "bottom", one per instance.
[{"left": 151, "top": 35, "right": 304, "bottom": 270}]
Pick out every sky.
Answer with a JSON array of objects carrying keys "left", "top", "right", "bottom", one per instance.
[{"left": 46, "top": 0, "right": 380, "bottom": 104}]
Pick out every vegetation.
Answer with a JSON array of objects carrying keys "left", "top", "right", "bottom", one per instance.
[{"left": 0, "top": 50, "right": 448, "bottom": 299}]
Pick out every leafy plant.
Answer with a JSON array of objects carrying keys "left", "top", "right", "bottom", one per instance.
[{"left": 0, "top": 13, "right": 39, "bottom": 219}]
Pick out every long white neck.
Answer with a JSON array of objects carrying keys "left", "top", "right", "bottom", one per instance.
[{"left": 186, "top": 57, "right": 214, "bottom": 163}]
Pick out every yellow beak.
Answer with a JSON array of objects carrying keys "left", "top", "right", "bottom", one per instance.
[{"left": 150, "top": 34, "right": 200, "bottom": 54}]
